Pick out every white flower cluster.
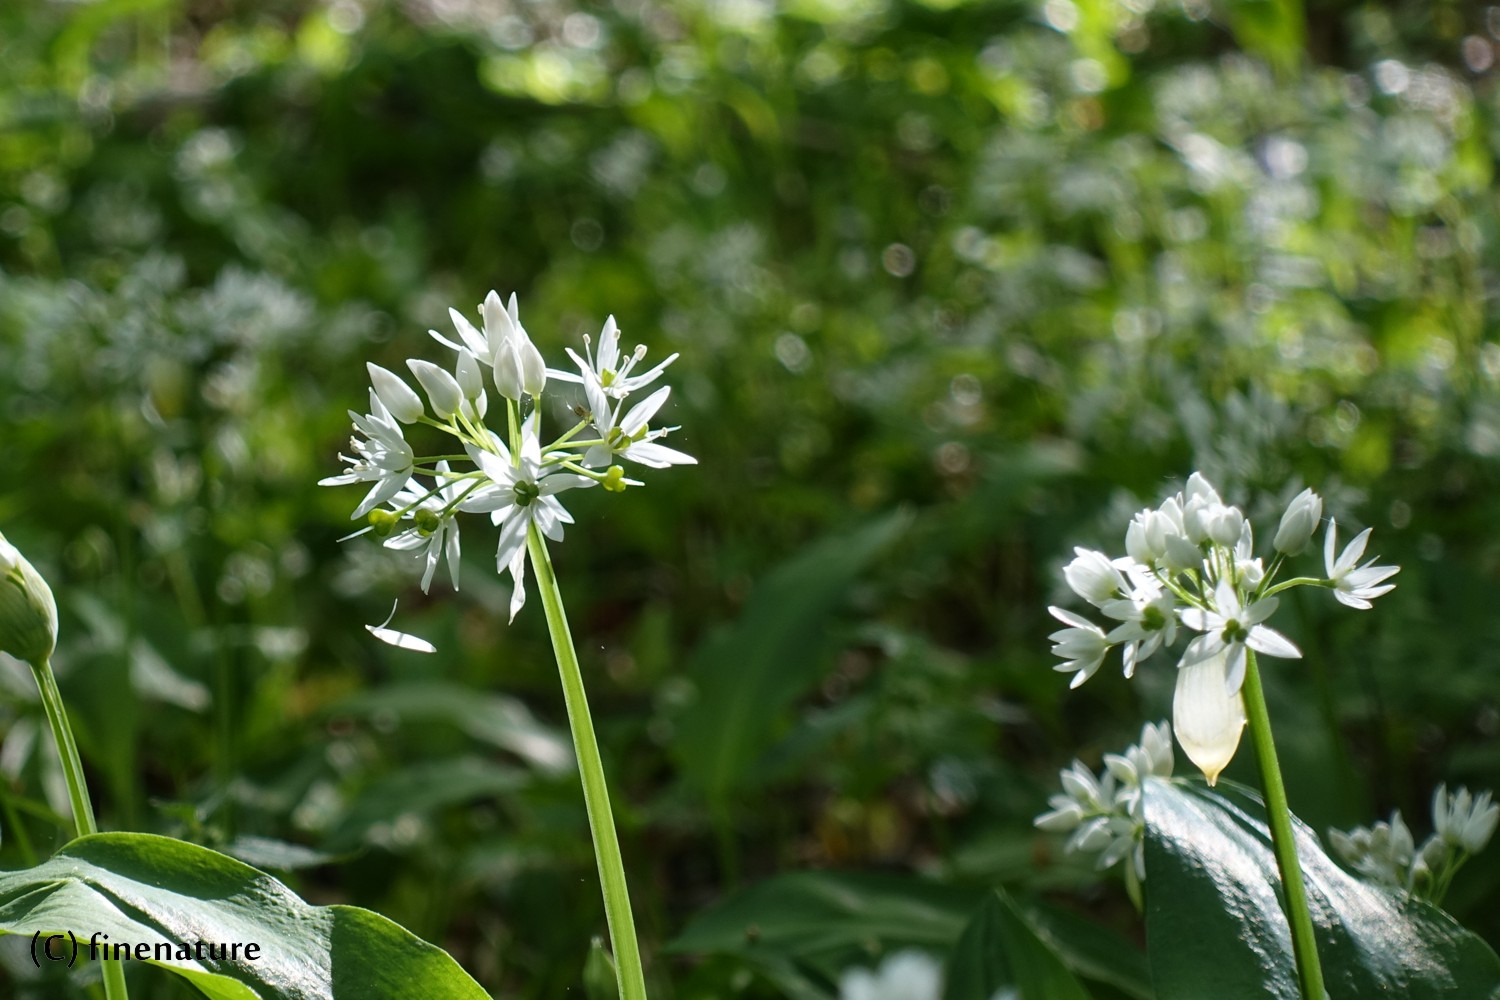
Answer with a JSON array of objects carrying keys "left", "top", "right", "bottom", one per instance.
[
  {"left": 1330, "top": 785, "right": 1498, "bottom": 903},
  {"left": 321, "top": 291, "right": 694, "bottom": 622},
  {"left": 1034, "top": 721, "right": 1174, "bottom": 886},
  {"left": 1048, "top": 473, "right": 1398, "bottom": 783},
  {"left": 838, "top": 950, "right": 943, "bottom": 1000}
]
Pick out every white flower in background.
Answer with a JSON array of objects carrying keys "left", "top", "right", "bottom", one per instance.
[
  {"left": 324, "top": 291, "right": 692, "bottom": 626},
  {"left": 1035, "top": 722, "right": 1173, "bottom": 884},
  {"left": 1433, "top": 785, "right": 1500, "bottom": 855},
  {"left": 381, "top": 462, "right": 465, "bottom": 594},
  {"left": 1332, "top": 783, "right": 1498, "bottom": 904},
  {"left": 319, "top": 389, "right": 416, "bottom": 518},
  {"left": 839, "top": 950, "right": 943, "bottom": 1000},
  {"left": 554, "top": 315, "right": 679, "bottom": 400},
  {"left": 1323, "top": 520, "right": 1400, "bottom": 609},
  {"left": 1044, "top": 473, "right": 1399, "bottom": 783}
]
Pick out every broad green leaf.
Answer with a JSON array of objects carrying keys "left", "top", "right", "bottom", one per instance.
[
  {"left": 1143, "top": 779, "right": 1500, "bottom": 999},
  {"left": 0, "top": 832, "right": 488, "bottom": 999},
  {"left": 671, "top": 512, "right": 910, "bottom": 803},
  {"left": 943, "top": 889, "right": 1094, "bottom": 1000},
  {"left": 670, "top": 870, "right": 981, "bottom": 984}
]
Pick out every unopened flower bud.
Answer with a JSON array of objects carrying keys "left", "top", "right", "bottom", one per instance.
[
  {"left": 368, "top": 509, "right": 400, "bottom": 537},
  {"left": 367, "top": 363, "right": 424, "bottom": 424},
  {"left": 493, "top": 341, "right": 525, "bottom": 401},
  {"left": 0, "top": 532, "right": 58, "bottom": 665},
  {"left": 1273, "top": 488, "right": 1323, "bottom": 555},
  {"left": 407, "top": 359, "right": 463, "bottom": 420}
]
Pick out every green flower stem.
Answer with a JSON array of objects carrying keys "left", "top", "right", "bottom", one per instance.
[
  {"left": 31, "top": 657, "right": 129, "bottom": 1000},
  {"left": 1242, "top": 649, "right": 1325, "bottom": 1000},
  {"left": 526, "top": 524, "right": 648, "bottom": 1000}
]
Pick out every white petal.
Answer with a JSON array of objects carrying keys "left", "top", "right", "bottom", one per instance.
[
  {"left": 623, "top": 440, "right": 697, "bottom": 468},
  {"left": 407, "top": 359, "right": 463, "bottom": 418},
  {"left": 495, "top": 513, "right": 529, "bottom": 572},
  {"left": 1337, "top": 527, "right": 1373, "bottom": 575},
  {"left": 1048, "top": 606, "right": 1097, "bottom": 630},
  {"left": 620, "top": 386, "right": 671, "bottom": 437},
  {"left": 1246, "top": 624, "right": 1301, "bottom": 660},
  {"left": 1173, "top": 650, "right": 1246, "bottom": 785},
  {"left": 507, "top": 547, "right": 528, "bottom": 622},
  {"left": 366, "top": 602, "right": 436, "bottom": 653}
]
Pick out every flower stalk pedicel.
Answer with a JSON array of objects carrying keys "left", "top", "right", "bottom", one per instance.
[{"left": 323, "top": 291, "right": 695, "bottom": 1000}]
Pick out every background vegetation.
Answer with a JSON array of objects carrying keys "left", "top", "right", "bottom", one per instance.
[{"left": 2, "top": 0, "right": 1499, "bottom": 996}]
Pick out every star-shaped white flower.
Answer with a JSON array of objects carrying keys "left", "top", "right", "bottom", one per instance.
[
  {"left": 551, "top": 315, "right": 679, "bottom": 401},
  {"left": 319, "top": 389, "right": 416, "bottom": 518},
  {"left": 1102, "top": 583, "right": 1177, "bottom": 678},
  {"left": 1323, "top": 520, "right": 1399, "bottom": 609},
  {"left": 1178, "top": 579, "right": 1300, "bottom": 694},
  {"left": 430, "top": 291, "right": 545, "bottom": 399},
  {"left": 383, "top": 463, "right": 465, "bottom": 594},
  {"left": 1047, "top": 606, "right": 1110, "bottom": 689},
  {"left": 459, "top": 415, "right": 594, "bottom": 620},
  {"left": 578, "top": 383, "right": 696, "bottom": 470}
]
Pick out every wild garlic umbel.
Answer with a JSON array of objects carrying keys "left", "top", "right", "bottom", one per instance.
[
  {"left": 1047, "top": 471, "right": 1400, "bottom": 1000},
  {"left": 1048, "top": 472, "right": 1397, "bottom": 783},
  {"left": 321, "top": 290, "right": 694, "bottom": 620},
  {"left": 322, "top": 290, "right": 694, "bottom": 1000}
]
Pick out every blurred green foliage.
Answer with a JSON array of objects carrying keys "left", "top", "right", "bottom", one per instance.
[{"left": 3, "top": 0, "right": 1500, "bottom": 996}]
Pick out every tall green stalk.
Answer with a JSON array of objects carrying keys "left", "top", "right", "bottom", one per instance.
[
  {"left": 527, "top": 525, "right": 648, "bottom": 1000},
  {"left": 31, "top": 657, "right": 130, "bottom": 1000},
  {"left": 1241, "top": 649, "right": 1325, "bottom": 1000}
]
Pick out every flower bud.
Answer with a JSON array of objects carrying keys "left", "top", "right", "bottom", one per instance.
[
  {"left": 0, "top": 532, "right": 58, "bottom": 665},
  {"left": 1205, "top": 505, "right": 1245, "bottom": 548},
  {"left": 493, "top": 340, "right": 525, "bottom": 401},
  {"left": 1063, "top": 548, "right": 1124, "bottom": 607},
  {"left": 366, "top": 363, "right": 424, "bottom": 424},
  {"left": 407, "top": 359, "right": 462, "bottom": 420},
  {"left": 1273, "top": 488, "right": 1322, "bottom": 555}
]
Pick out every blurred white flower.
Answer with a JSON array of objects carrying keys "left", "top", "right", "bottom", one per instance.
[
  {"left": 1433, "top": 785, "right": 1499, "bottom": 854},
  {"left": 1036, "top": 722, "right": 1172, "bottom": 882},
  {"left": 839, "top": 951, "right": 943, "bottom": 1000}
]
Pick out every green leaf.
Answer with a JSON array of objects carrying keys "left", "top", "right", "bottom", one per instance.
[
  {"left": 670, "top": 870, "right": 981, "bottom": 984},
  {"left": 0, "top": 832, "right": 488, "bottom": 999},
  {"left": 1143, "top": 779, "right": 1500, "bottom": 999},
  {"left": 943, "top": 889, "right": 1095, "bottom": 1000},
  {"left": 671, "top": 512, "right": 910, "bottom": 803},
  {"left": 324, "top": 756, "right": 530, "bottom": 850}
]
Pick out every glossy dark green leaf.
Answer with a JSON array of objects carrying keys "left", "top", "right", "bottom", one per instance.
[
  {"left": 671, "top": 512, "right": 911, "bottom": 803},
  {"left": 0, "top": 832, "right": 488, "bottom": 999},
  {"left": 1144, "top": 779, "right": 1500, "bottom": 999},
  {"left": 943, "top": 889, "right": 1094, "bottom": 1000}
]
